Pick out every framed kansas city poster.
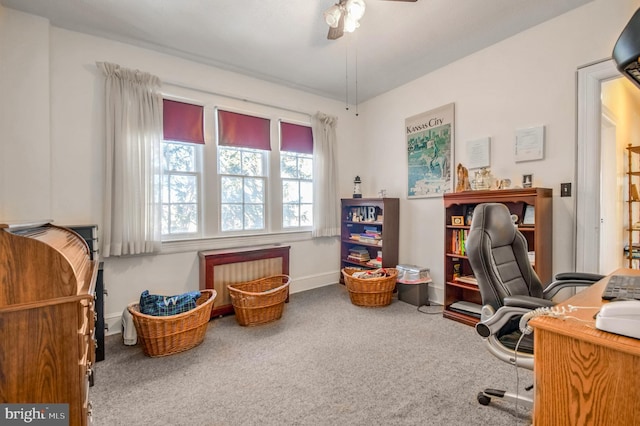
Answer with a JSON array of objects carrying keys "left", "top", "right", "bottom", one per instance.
[{"left": 406, "top": 103, "right": 455, "bottom": 198}]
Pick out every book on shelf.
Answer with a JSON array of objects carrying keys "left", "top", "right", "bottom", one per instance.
[
  {"left": 450, "top": 229, "right": 469, "bottom": 255},
  {"left": 363, "top": 225, "right": 380, "bottom": 234},
  {"left": 349, "top": 245, "right": 369, "bottom": 254},
  {"left": 359, "top": 237, "right": 382, "bottom": 245},
  {"left": 455, "top": 275, "right": 477, "bottom": 285}
]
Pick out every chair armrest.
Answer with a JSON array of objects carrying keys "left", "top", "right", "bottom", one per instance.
[
  {"left": 555, "top": 272, "right": 605, "bottom": 282},
  {"left": 476, "top": 305, "right": 531, "bottom": 338},
  {"left": 543, "top": 275, "right": 602, "bottom": 299},
  {"left": 475, "top": 305, "right": 535, "bottom": 370},
  {"left": 503, "top": 295, "right": 554, "bottom": 310}
]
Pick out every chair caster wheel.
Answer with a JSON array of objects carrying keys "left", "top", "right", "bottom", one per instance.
[{"left": 477, "top": 392, "right": 491, "bottom": 406}]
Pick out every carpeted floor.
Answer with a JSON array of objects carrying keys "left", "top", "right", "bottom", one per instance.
[{"left": 91, "top": 284, "right": 532, "bottom": 425}]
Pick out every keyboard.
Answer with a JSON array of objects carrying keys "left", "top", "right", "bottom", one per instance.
[{"left": 602, "top": 275, "right": 640, "bottom": 300}]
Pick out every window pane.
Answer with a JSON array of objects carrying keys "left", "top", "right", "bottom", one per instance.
[
  {"left": 283, "top": 204, "right": 299, "bottom": 228},
  {"left": 300, "top": 203, "right": 313, "bottom": 227},
  {"left": 283, "top": 180, "right": 299, "bottom": 203},
  {"left": 244, "top": 204, "right": 264, "bottom": 230},
  {"left": 300, "top": 181, "right": 313, "bottom": 203},
  {"left": 281, "top": 154, "right": 298, "bottom": 178},
  {"left": 162, "top": 175, "right": 169, "bottom": 202},
  {"left": 299, "top": 156, "right": 313, "bottom": 180},
  {"left": 221, "top": 204, "right": 243, "bottom": 231},
  {"left": 169, "top": 175, "right": 197, "bottom": 203},
  {"left": 162, "top": 205, "right": 169, "bottom": 235},
  {"left": 221, "top": 176, "right": 243, "bottom": 203},
  {"left": 242, "top": 151, "right": 264, "bottom": 176},
  {"left": 163, "top": 142, "right": 195, "bottom": 172},
  {"left": 219, "top": 148, "right": 242, "bottom": 175},
  {"left": 170, "top": 204, "right": 198, "bottom": 233},
  {"left": 244, "top": 178, "right": 264, "bottom": 203}
]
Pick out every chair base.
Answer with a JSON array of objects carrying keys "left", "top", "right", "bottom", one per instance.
[{"left": 477, "top": 388, "right": 533, "bottom": 408}]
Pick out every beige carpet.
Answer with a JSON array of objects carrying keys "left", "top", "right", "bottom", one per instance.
[{"left": 91, "top": 284, "right": 532, "bottom": 425}]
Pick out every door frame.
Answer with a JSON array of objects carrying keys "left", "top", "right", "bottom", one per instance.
[{"left": 575, "top": 59, "right": 619, "bottom": 273}]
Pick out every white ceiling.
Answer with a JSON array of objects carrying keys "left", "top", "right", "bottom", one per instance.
[{"left": 1, "top": 0, "right": 593, "bottom": 103}]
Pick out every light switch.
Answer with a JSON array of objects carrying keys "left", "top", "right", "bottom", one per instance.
[{"left": 561, "top": 183, "right": 571, "bottom": 197}]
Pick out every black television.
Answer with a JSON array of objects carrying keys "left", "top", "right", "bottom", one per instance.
[{"left": 613, "top": 8, "right": 640, "bottom": 89}]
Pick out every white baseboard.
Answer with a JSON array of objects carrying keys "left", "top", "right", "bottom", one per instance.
[{"left": 103, "top": 270, "right": 342, "bottom": 336}]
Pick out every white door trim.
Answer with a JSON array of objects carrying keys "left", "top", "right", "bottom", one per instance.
[{"left": 575, "top": 59, "right": 618, "bottom": 273}]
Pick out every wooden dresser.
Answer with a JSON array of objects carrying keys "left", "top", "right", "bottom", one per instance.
[{"left": 0, "top": 222, "right": 98, "bottom": 426}]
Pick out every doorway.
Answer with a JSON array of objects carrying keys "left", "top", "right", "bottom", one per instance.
[{"left": 577, "top": 60, "right": 640, "bottom": 275}]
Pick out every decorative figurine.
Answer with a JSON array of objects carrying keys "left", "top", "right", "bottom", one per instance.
[
  {"left": 455, "top": 163, "right": 471, "bottom": 192},
  {"left": 353, "top": 176, "right": 362, "bottom": 198}
]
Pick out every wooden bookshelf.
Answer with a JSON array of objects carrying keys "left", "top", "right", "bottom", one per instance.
[
  {"left": 340, "top": 198, "right": 399, "bottom": 283},
  {"left": 443, "top": 188, "right": 552, "bottom": 325}
]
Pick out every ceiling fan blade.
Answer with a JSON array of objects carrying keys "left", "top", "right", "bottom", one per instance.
[{"left": 327, "top": 13, "right": 345, "bottom": 40}]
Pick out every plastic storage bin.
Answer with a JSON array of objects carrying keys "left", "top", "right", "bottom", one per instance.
[{"left": 396, "top": 264, "right": 431, "bottom": 306}]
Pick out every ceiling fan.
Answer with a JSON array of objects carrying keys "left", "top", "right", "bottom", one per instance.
[{"left": 324, "top": 0, "right": 417, "bottom": 40}]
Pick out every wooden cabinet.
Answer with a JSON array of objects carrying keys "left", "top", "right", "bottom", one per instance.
[
  {"left": 442, "top": 188, "right": 552, "bottom": 326},
  {"left": 626, "top": 144, "right": 640, "bottom": 268},
  {"left": 340, "top": 198, "right": 399, "bottom": 280},
  {"left": 0, "top": 222, "right": 98, "bottom": 426}
]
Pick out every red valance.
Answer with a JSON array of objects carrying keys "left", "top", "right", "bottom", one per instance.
[
  {"left": 281, "top": 122, "right": 313, "bottom": 155},
  {"left": 218, "top": 110, "right": 271, "bottom": 150},
  {"left": 163, "top": 99, "right": 204, "bottom": 144}
]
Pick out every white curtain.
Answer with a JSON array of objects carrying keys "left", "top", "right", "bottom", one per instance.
[
  {"left": 311, "top": 112, "right": 340, "bottom": 237},
  {"left": 98, "top": 62, "right": 162, "bottom": 257}
]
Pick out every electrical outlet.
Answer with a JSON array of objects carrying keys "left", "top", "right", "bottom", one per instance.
[{"left": 561, "top": 183, "right": 571, "bottom": 197}]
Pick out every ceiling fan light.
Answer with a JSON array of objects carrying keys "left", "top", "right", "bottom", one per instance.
[
  {"left": 346, "top": 0, "right": 366, "bottom": 21},
  {"left": 343, "top": 14, "right": 360, "bottom": 33},
  {"left": 324, "top": 5, "right": 342, "bottom": 28}
]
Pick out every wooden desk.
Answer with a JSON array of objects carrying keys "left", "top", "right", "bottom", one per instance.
[{"left": 530, "top": 268, "right": 640, "bottom": 425}]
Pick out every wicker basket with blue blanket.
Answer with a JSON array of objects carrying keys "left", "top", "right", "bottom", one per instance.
[{"left": 127, "top": 289, "right": 217, "bottom": 357}]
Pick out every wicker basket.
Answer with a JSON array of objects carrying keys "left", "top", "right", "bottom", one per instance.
[
  {"left": 342, "top": 268, "right": 399, "bottom": 307},
  {"left": 127, "top": 289, "right": 217, "bottom": 357},
  {"left": 228, "top": 275, "right": 291, "bottom": 326}
]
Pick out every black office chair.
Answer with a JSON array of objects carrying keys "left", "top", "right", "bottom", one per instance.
[{"left": 465, "top": 203, "right": 603, "bottom": 408}]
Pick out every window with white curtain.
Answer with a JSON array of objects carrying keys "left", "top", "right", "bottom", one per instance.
[
  {"left": 160, "top": 97, "right": 314, "bottom": 240},
  {"left": 161, "top": 99, "right": 204, "bottom": 238}
]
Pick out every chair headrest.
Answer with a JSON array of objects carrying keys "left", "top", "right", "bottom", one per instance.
[{"left": 470, "top": 203, "right": 516, "bottom": 247}]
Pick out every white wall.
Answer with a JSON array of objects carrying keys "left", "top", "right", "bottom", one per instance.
[
  {"left": 358, "top": 0, "right": 640, "bottom": 303},
  {"left": 0, "top": 8, "right": 51, "bottom": 220}
]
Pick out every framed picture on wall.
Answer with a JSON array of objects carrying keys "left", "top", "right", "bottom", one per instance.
[{"left": 406, "top": 103, "right": 455, "bottom": 198}]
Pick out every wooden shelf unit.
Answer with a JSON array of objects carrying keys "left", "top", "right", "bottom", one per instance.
[
  {"left": 340, "top": 198, "right": 399, "bottom": 282},
  {"left": 442, "top": 188, "right": 553, "bottom": 326},
  {"left": 626, "top": 144, "right": 640, "bottom": 268}
]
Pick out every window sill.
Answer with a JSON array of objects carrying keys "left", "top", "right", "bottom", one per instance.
[{"left": 160, "top": 230, "right": 313, "bottom": 255}]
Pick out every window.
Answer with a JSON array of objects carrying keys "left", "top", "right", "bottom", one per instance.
[
  {"left": 217, "top": 109, "right": 271, "bottom": 233},
  {"left": 160, "top": 95, "right": 314, "bottom": 242},
  {"left": 161, "top": 99, "right": 204, "bottom": 238},
  {"left": 218, "top": 146, "right": 267, "bottom": 231},
  {"left": 162, "top": 141, "right": 201, "bottom": 235},
  {"left": 280, "top": 121, "right": 313, "bottom": 229}
]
